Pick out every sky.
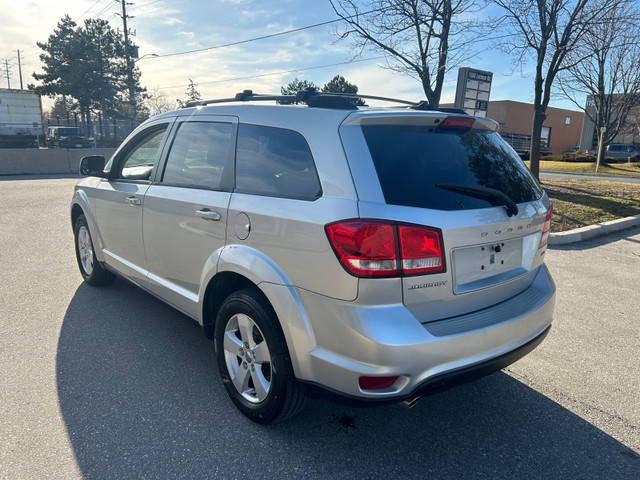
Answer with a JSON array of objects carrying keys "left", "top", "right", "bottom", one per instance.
[{"left": 0, "top": 0, "right": 582, "bottom": 113}]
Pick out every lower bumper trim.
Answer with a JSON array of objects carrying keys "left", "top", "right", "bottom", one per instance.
[{"left": 298, "top": 324, "right": 551, "bottom": 408}]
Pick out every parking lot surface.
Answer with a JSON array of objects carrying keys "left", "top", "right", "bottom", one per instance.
[{"left": 1, "top": 175, "right": 638, "bottom": 479}]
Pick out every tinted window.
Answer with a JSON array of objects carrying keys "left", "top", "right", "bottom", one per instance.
[
  {"left": 236, "top": 124, "right": 321, "bottom": 200},
  {"left": 361, "top": 125, "right": 542, "bottom": 210},
  {"left": 119, "top": 126, "right": 167, "bottom": 181},
  {"left": 162, "top": 121, "right": 233, "bottom": 189}
]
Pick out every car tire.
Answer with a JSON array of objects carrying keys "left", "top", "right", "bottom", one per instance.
[
  {"left": 214, "top": 288, "right": 306, "bottom": 424},
  {"left": 74, "top": 214, "right": 116, "bottom": 286}
]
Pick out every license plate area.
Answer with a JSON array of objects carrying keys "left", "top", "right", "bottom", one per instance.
[{"left": 452, "top": 237, "right": 526, "bottom": 294}]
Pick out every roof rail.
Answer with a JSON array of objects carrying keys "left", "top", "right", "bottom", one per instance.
[
  {"left": 185, "top": 88, "right": 468, "bottom": 114},
  {"left": 410, "top": 101, "right": 468, "bottom": 115}
]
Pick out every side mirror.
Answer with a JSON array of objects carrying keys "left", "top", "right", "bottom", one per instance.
[{"left": 79, "top": 155, "right": 106, "bottom": 176}]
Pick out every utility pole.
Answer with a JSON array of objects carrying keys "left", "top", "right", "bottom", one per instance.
[
  {"left": 119, "top": 0, "right": 136, "bottom": 122},
  {"left": 4, "top": 59, "right": 10, "bottom": 89},
  {"left": 17, "top": 50, "right": 23, "bottom": 90}
]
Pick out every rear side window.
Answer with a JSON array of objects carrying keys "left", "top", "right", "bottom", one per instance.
[
  {"left": 235, "top": 124, "right": 321, "bottom": 200},
  {"left": 361, "top": 125, "right": 542, "bottom": 210},
  {"left": 162, "top": 121, "right": 233, "bottom": 189}
]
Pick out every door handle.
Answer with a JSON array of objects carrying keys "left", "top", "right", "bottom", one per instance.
[
  {"left": 125, "top": 195, "right": 141, "bottom": 206},
  {"left": 196, "top": 209, "right": 222, "bottom": 221}
]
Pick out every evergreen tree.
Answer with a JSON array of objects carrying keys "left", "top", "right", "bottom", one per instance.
[
  {"left": 33, "top": 15, "right": 78, "bottom": 99},
  {"left": 33, "top": 16, "right": 145, "bottom": 130},
  {"left": 280, "top": 78, "right": 319, "bottom": 96},
  {"left": 322, "top": 75, "right": 365, "bottom": 105},
  {"left": 176, "top": 79, "right": 202, "bottom": 108},
  {"left": 279, "top": 78, "right": 319, "bottom": 104}
]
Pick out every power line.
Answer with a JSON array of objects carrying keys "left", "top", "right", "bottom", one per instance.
[
  {"left": 133, "top": 0, "right": 192, "bottom": 18},
  {"left": 74, "top": 0, "right": 106, "bottom": 22},
  {"left": 159, "top": 55, "right": 386, "bottom": 90},
  {"left": 130, "top": 0, "right": 166, "bottom": 12},
  {"left": 149, "top": 7, "right": 386, "bottom": 59}
]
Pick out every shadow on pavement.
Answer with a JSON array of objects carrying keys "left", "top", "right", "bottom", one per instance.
[{"left": 57, "top": 281, "right": 639, "bottom": 480}]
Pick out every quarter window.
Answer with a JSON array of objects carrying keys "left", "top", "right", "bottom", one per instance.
[
  {"left": 235, "top": 124, "right": 321, "bottom": 200},
  {"left": 162, "top": 121, "right": 234, "bottom": 189}
]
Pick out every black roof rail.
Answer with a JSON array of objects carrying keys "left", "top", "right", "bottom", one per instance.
[
  {"left": 410, "top": 101, "right": 468, "bottom": 115},
  {"left": 185, "top": 89, "right": 469, "bottom": 114},
  {"left": 185, "top": 90, "right": 295, "bottom": 107}
]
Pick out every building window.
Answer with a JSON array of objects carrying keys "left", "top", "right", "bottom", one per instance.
[{"left": 565, "top": 117, "right": 571, "bottom": 125}]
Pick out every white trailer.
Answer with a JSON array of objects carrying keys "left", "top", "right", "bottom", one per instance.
[{"left": 0, "top": 89, "right": 44, "bottom": 148}]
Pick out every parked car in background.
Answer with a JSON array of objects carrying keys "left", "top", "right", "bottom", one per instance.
[
  {"left": 46, "top": 126, "right": 93, "bottom": 149},
  {"left": 605, "top": 144, "right": 639, "bottom": 162},
  {"left": 562, "top": 146, "right": 580, "bottom": 154},
  {"left": 71, "top": 90, "right": 556, "bottom": 423}
]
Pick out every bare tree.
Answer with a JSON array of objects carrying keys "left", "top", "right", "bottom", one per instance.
[
  {"left": 144, "top": 87, "right": 173, "bottom": 117},
  {"left": 494, "top": 0, "right": 617, "bottom": 179},
  {"left": 558, "top": 0, "right": 640, "bottom": 169},
  {"left": 329, "top": 0, "right": 484, "bottom": 106}
]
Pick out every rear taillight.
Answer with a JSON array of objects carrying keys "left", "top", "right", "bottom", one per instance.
[
  {"left": 399, "top": 225, "right": 445, "bottom": 275},
  {"left": 325, "top": 220, "right": 445, "bottom": 278},
  {"left": 538, "top": 204, "right": 553, "bottom": 249},
  {"left": 324, "top": 221, "right": 397, "bottom": 277}
]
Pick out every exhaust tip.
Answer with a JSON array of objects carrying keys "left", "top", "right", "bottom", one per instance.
[{"left": 401, "top": 396, "right": 421, "bottom": 409}]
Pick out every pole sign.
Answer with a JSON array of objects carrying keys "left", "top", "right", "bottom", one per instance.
[{"left": 454, "top": 68, "right": 493, "bottom": 117}]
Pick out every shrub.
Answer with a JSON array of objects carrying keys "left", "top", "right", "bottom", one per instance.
[{"left": 541, "top": 152, "right": 596, "bottom": 163}]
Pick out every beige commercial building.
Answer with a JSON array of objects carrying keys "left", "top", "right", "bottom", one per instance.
[
  {"left": 442, "top": 99, "right": 584, "bottom": 155},
  {"left": 486, "top": 100, "right": 584, "bottom": 155}
]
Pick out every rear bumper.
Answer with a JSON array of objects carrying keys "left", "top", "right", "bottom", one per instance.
[
  {"left": 292, "top": 264, "right": 555, "bottom": 401},
  {"left": 299, "top": 324, "right": 550, "bottom": 406}
]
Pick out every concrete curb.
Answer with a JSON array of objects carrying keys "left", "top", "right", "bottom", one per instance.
[
  {"left": 541, "top": 170, "right": 640, "bottom": 180},
  {"left": 549, "top": 214, "right": 640, "bottom": 245}
]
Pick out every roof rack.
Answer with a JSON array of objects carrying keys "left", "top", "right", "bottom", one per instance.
[{"left": 185, "top": 88, "right": 468, "bottom": 114}]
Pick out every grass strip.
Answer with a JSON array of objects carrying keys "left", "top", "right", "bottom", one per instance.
[
  {"left": 526, "top": 161, "right": 640, "bottom": 177},
  {"left": 541, "top": 179, "right": 640, "bottom": 232}
]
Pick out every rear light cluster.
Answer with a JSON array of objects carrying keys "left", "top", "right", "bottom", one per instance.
[
  {"left": 325, "top": 220, "right": 446, "bottom": 278},
  {"left": 538, "top": 204, "right": 553, "bottom": 249}
]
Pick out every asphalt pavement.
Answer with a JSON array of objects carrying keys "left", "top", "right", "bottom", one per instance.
[{"left": 0, "top": 176, "right": 638, "bottom": 479}]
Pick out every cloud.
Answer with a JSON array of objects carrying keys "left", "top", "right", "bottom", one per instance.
[
  {"left": 163, "top": 17, "right": 186, "bottom": 26},
  {"left": 2, "top": 0, "right": 581, "bottom": 115}
]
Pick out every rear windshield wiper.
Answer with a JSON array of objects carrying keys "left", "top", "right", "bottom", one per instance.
[{"left": 435, "top": 184, "right": 519, "bottom": 217}]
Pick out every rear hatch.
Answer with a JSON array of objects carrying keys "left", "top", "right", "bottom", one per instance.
[{"left": 338, "top": 111, "right": 552, "bottom": 322}]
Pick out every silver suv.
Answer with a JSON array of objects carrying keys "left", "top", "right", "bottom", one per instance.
[{"left": 71, "top": 90, "right": 555, "bottom": 423}]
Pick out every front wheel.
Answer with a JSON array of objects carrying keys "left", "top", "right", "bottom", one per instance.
[
  {"left": 74, "top": 214, "right": 115, "bottom": 286},
  {"left": 214, "top": 288, "right": 306, "bottom": 424}
]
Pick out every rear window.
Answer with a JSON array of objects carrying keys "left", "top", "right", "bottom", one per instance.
[{"left": 361, "top": 125, "right": 542, "bottom": 210}]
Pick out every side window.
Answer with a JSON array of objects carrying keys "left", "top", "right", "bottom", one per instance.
[
  {"left": 235, "top": 124, "right": 321, "bottom": 200},
  {"left": 162, "top": 121, "right": 233, "bottom": 189},
  {"left": 118, "top": 126, "right": 167, "bottom": 180}
]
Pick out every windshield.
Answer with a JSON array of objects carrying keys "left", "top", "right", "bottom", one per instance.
[{"left": 361, "top": 125, "right": 542, "bottom": 211}]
